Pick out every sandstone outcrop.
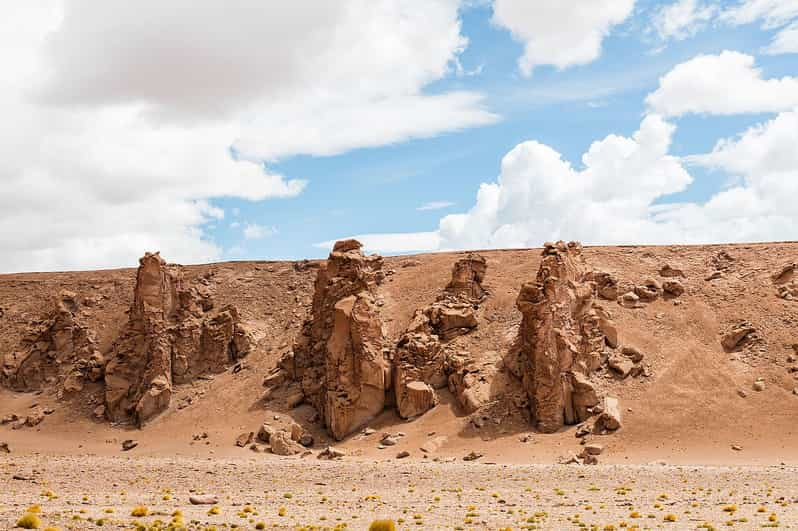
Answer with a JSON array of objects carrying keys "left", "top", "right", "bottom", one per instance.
[
  {"left": 515, "top": 242, "right": 616, "bottom": 433},
  {"left": 1, "top": 291, "right": 102, "bottom": 393},
  {"left": 393, "top": 254, "right": 488, "bottom": 418},
  {"left": 104, "top": 252, "right": 253, "bottom": 425},
  {"left": 289, "top": 240, "right": 388, "bottom": 440}
]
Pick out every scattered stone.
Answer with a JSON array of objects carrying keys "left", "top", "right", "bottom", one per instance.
[
  {"left": 705, "top": 271, "right": 723, "bottom": 281},
  {"left": 608, "top": 355, "right": 634, "bottom": 378},
  {"left": 731, "top": 444, "right": 743, "bottom": 451},
  {"left": 596, "top": 397, "right": 622, "bottom": 432},
  {"left": 619, "top": 291, "right": 641, "bottom": 308},
  {"left": 753, "top": 380, "right": 765, "bottom": 392},
  {"left": 121, "top": 439, "right": 138, "bottom": 451},
  {"left": 634, "top": 278, "right": 662, "bottom": 302},
  {"left": 584, "top": 443, "right": 604, "bottom": 455},
  {"left": 463, "top": 451, "right": 483, "bottom": 461},
  {"left": 270, "top": 430, "right": 304, "bottom": 456},
  {"left": 659, "top": 263, "right": 686, "bottom": 278},
  {"left": 0, "top": 442, "right": 9, "bottom": 454},
  {"left": 575, "top": 424, "right": 592, "bottom": 438},
  {"left": 189, "top": 495, "right": 218, "bottom": 505},
  {"left": 396, "top": 450, "right": 410, "bottom": 459},
  {"left": 621, "top": 346, "right": 644, "bottom": 363},
  {"left": 317, "top": 446, "right": 346, "bottom": 460},
  {"left": 420, "top": 435, "right": 448, "bottom": 453},
  {"left": 1, "top": 414, "right": 19, "bottom": 425},
  {"left": 663, "top": 279, "right": 685, "bottom": 297},
  {"left": 257, "top": 424, "right": 275, "bottom": 443},
  {"left": 721, "top": 322, "right": 756, "bottom": 351},
  {"left": 235, "top": 432, "right": 254, "bottom": 447},
  {"left": 737, "top": 389, "right": 748, "bottom": 398},
  {"left": 363, "top": 427, "right": 376, "bottom": 436},
  {"left": 93, "top": 405, "right": 106, "bottom": 419},
  {"left": 380, "top": 434, "right": 399, "bottom": 446}
]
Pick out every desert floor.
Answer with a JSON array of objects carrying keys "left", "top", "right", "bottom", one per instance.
[{"left": 1, "top": 454, "right": 797, "bottom": 530}]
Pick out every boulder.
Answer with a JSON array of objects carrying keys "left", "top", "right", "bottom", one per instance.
[
  {"left": 663, "top": 279, "right": 685, "bottom": 297},
  {"left": 608, "top": 356, "right": 634, "bottom": 378},
  {"left": 588, "top": 271, "right": 620, "bottom": 300},
  {"left": 721, "top": 322, "right": 756, "bottom": 351},
  {"left": 618, "top": 291, "right": 640, "bottom": 308},
  {"left": 270, "top": 430, "right": 304, "bottom": 456},
  {"left": 634, "top": 278, "right": 662, "bottom": 302},
  {"left": 596, "top": 397, "right": 621, "bottom": 431},
  {"left": 396, "top": 380, "right": 437, "bottom": 419},
  {"left": 257, "top": 423, "right": 275, "bottom": 443}
]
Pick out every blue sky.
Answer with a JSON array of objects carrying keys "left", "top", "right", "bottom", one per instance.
[
  {"left": 1, "top": 1, "right": 797, "bottom": 272},
  {"left": 211, "top": 0, "right": 798, "bottom": 261}
]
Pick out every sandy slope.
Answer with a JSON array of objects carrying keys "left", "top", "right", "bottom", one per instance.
[{"left": 1, "top": 242, "right": 798, "bottom": 469}]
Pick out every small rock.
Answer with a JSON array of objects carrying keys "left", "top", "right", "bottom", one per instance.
[
  {"left": 753, "top": 380, "right": 765, "bottom": 392},
  {"left": 737, "top": 389, "right": 748, "bottom": 398},
  {"left": 659, "top": 263, "right": 686, "bottom": 278},
  {"left": 363, "top": 427, "right": 376, "bottom": 436},
  {"left": 189, "top": 495, "right": 218, "bottom": 505},
  {"left": 0, "top": 442, "right": 9, "bottom": 454},
  {"left": 396, "top": 450, "right": 410, "bottom": 459},
  {"left": 608, "top": 355, "right": 634, "bottom": 378},
  {"left": 317, "top": 446, "right": 345, "bottom": 460},
  {"left": 380, "top": 434, "right": 399, "bottom": 446},
  {"left": 596, "top": 397, "right": 622, "bottom": 431},
  {"left": 663, "top": 279, "right": 685, "bottom": 297},
  {"left": 93, "top": 405, "right": 106, "bottom": 419},
  {"left": 575, "top": 424, "right": 591, "bottom": 438},
  {"left": 731, "top": 444, "right": 743, "bottom": 451},
  {"left": 121, "top": 439, "right": 138, "bottom": 451},
  {"left": 299, "top": 434, "right": 314, "bottom": 447},
  {"left": 584, "top": 443, "right": 604, "bottom": 455},
  {"left": 257, "top": 424, "right": 275, "bottom": 443},
  {"left": 463, "top": 451, "right": 483, "bottom": 461},
  {"left": 270, "top": 430, "right": 304, "bottom": 456},
  {"left": 235, "top": 432, "right": 254, "bottom": 447}
]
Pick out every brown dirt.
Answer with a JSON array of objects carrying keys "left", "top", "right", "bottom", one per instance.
[{"left": 2, "top": 242, "right": 798, "bottom": 528}]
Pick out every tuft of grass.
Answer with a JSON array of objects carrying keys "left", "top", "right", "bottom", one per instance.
[
  {"left": 130, "top": 506, "right": 149, "bottom": 517},
  {"left": 16, "top": 513, "right": 42, "bottom": 529},
  {"left": 368, "top": 522, "right": 397, "bottom": 531},
  {"left": 664, "top": 514, "right": 677, "bottom": 522}
]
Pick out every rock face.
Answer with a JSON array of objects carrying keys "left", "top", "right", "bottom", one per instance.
[
  {"left": 104, "top": 252, "right": 253, "bottom": 425},
  {"left": 445, "top": 253, "right": 487, "bottom": 300},
  {"left": 393, "top": 254, "right": 488, "bottom": 418},
  {"left": 290, "top": 240, "right": 388, "bottom": 441},
  {"left": 1, "top": 291, "right": 102, "bottom": 393},
  {"left": 515, "top": 242, "right": 612, "bottom": 433}
]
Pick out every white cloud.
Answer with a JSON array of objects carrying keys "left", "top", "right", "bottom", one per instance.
[
  {"left": 653, "top": 0, "right": 717, "bottom": 40},
  {"left": 722, "top": 0, "right": 798, "bottom": 29},
  {"left": 336, "top": 110, "right": 798, "bottom": 252},
  {"left": 646, "top": 51, "right": 798, "bottom": 116},
  {"left": 723, "top": 0, "right": 798, "bottom": 54},
  {"left": 491, "top": 0, "right": 635, "bottom": 76},
  {"left": 243, "top": 223, "right": 277, "bottom": 240},
  {"left": 766, "top": 21, "right": 798, "bottom": 53},
  {"left": 0, "top": 1, "right": 496, "bottom": 272},
  {"left": 417, "top": 201, "right": 456, "bottom": 211}
]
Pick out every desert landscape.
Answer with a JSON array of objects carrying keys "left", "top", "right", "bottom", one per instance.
[{"left": 1, "top": 240, "right": 797, "bottom": 529}]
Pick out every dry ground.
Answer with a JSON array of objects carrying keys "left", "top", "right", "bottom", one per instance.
[{"left": 1, "top": 455, "right": 797, "bottom": 530}]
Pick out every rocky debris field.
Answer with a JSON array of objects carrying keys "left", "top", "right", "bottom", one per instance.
[{"left": 1, "top": 455, "right": 797, "bottom": 530}]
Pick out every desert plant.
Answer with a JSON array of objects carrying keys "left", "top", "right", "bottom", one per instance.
[
  {"left": 368, "top": 520, "right": 396, "bottom": 531},
  {"left": 16, "top": 513, "right": 42, "bottom": 529}
]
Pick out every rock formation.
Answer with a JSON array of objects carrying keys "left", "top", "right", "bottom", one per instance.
[
  {"left": 515, "top": 241, "right": 616, "bottom": 433},
  {"left": 290, "top": 240, "right": 389, "bottom": 440},
  {"left": 1, "top": 291, "right": 102, "bottom": 393},
  {"left": 393, "top": 254, "right": 488, "bottom": 418},
  {"left": 104, "top": 252, "right": 253, "bottom": 425}
]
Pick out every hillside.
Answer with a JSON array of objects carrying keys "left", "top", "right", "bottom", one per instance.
[{"left": 1, "top": 241, "right": 797, "bottom": 466}]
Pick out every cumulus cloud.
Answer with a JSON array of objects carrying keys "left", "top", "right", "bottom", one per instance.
[
  {"left": 491, "top": 0, "right": 635, "bottom": 76},
  {"left": 0, "top": 1, "right": 496, "bottom": 272},
  {"left": 646, "top": 51, "right": 798, "bottom": 116},
  {"left": 723, "top": 0, "right": 798, "bottom": 55},
  {"left": 338, "top": 110, "right": 798, "bottom": 252},
  {"left": 652, "top": 0, "right": 717, "bottom": 40}
]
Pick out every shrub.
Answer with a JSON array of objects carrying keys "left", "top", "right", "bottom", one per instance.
[
  {"left": 130, "top": 506, "right": 149, "bottom": 517},
  {"left": 16, "top": 513, "right": 42, "bottom": 529},
  {"left": 368, "top": 520, "right": 396, "bottom": 531}
]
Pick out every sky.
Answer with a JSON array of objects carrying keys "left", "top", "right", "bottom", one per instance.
[{"left": 1, "top": 0, "right": 797, "bottom": 273}]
